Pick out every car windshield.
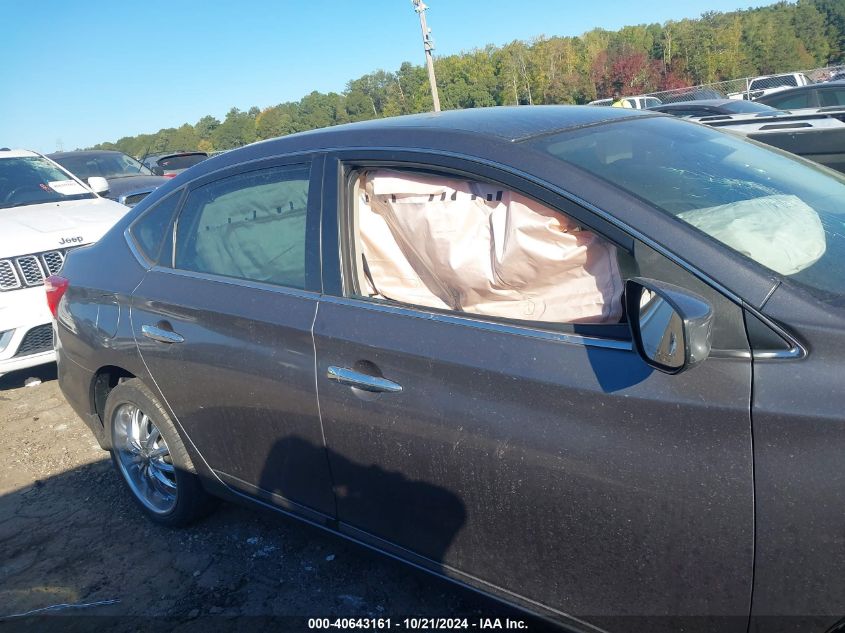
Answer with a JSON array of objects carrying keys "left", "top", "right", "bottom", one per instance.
[
  {"left": 54, "top": 153, "right": 154, "bottom": 179},
  {"left": 530, "top": 116, "right": 845, "bottom": 301},
  {"left": 751, "top": 75, "right": 798, "bottom": 89},
  {"left": 157, "top": 154, "right": 206, "bottom": 171},
  {"left": 0, "top": 156, "right": 96, "bottom": 210},
  {"left": 723, "top": 100, "right": 777, "bottom": 114}
]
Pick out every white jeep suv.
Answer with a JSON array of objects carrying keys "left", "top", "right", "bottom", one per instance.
[{"left": 0, "top": 149, "right": 129, "bottom": 378}]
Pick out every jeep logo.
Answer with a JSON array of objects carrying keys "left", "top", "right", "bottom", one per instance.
[{"left": 59, "top": 236, "right": 84, "bottom": 245}]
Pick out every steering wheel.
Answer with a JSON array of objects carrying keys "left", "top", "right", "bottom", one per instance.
[{"left": 2, "top": 185, "right": 49, "bottom": 203}]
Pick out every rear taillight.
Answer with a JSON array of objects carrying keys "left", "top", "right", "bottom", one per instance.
[
  {"left": 45, "top": 275, "right": 69, "bottom": 318},
  {"left": 164, "top": 173, "right": 176, "bottom": 178}
]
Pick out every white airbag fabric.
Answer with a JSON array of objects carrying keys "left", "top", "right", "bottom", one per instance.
[
  {"left": 358, "top": 170, "right": 623, "bottom": 324},
  {"left": 678, "top": 194, "right": 826, "bottom": 275}
]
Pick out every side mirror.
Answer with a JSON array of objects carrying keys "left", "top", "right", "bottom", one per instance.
[
  {"left": 625, "top": 278, "right": 714, "bottom": 374},
  {"left": 150, "top": 165, "right": 165, "bottom": 176},
  {"left": 87, "top": 177, "right": 109, "bottom": 195}
]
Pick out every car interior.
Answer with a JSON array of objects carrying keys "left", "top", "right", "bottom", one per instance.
[{"left": 352, "top": 169, "right": 624, "bottom": 325}]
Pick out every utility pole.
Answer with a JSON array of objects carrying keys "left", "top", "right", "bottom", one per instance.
[{"left": 412, "top": 0, "right": 441, "bottom": 112}]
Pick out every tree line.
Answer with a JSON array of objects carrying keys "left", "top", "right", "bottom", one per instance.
[{"left": 92, "top": 0, "right": 845, "bottom": 157}]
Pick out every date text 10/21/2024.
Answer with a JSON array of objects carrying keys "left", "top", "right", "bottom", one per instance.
[{"left": 307, "top": 618, "right": 529, "bottom": 630}]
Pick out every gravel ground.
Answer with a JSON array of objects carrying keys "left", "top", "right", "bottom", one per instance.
[{"left": 0, "top": 365, "right": 549, "bottom": 632}]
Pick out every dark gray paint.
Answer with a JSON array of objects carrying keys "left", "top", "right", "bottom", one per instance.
[
  {"left": 314, "top": 297, "right": 753, "bottom": 631},
  {"left": 54, "top": 107, "right": 845, "bottom": 632},
  {"left": 745, "top": 282, "right": 845, "bottom": 633},
  {"left": 129, "top": 271, "right": 333, "bottom": 516}
]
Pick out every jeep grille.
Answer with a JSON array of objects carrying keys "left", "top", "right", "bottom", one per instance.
[{"left": 0, "top": 250, "right": 66, "bottom": 291}]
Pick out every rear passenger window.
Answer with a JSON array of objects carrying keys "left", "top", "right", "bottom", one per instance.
[
  {"left": 349, "top": 169, "right": 624, "bottom": 325},
  {"left": 820, "top": 89, "right": 845, "bottom": 107},
  {"left": 131, "top": 191, "right": 182, "bottom": 263},
  {"left": 174, "top": 164, "right": 310, "bottom": 289},
  {"left": 767, "top": 93, "right": 812, "bottom": 109}
]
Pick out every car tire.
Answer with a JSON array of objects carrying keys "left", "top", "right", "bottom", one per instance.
[{"left": 105, "top": 377, "right": 216, "bottom": 526}]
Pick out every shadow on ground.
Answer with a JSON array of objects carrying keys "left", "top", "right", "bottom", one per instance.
[
  {"left": 0, "top": 363, "right": 58, "bottom": 391},
  {"left": 0, "top": 461, "right": 553, "bottom": 631}
]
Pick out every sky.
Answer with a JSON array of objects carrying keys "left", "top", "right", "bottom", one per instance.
[{"left": 0, "top": 0, "right": 775, "bottom": 153}]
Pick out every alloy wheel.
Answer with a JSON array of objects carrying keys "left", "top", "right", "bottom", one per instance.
[{"left": 112, "top": 403, "right": 177, "bottom": 514}]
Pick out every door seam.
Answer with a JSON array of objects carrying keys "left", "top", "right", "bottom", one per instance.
[{"left": 311, "top": 300, "right": 340, "bottom": 521}]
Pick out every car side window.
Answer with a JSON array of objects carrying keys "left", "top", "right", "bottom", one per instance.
[
  {"left": 174, "top": 164, "right": 310, "bottom": 289},
  {"left": 130, "top": 191, "right": 182, "bottom": 264},
  {"left": 348, "top": 169, "right": 625, "bottom": 326},
  {"left": 766, "top": 93, "right": 812, "bottom": 109},
  {"left": 820, "top": 89, "right": 845, "bottom": 107},
  {"left": 672, "top": 109, "right": 706, "bottom": 117}
]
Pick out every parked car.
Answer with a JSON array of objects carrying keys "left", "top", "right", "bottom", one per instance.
[
  {"left": 54, "top": 107, "right": 845, "bottom": 633},
  {"left": 141, "top": 151, "right": 208, "bottom": 177},
  {"left": 586, "top": 95, "right": 662, "bottom": 108},
  {"left": 648, "top": 98, "right": 779, "bottom": 117},
  {"left": 728, "top": 72, "right": 812, "bottom": 101},
  {"left": 49, "top": 150, "right": 169, "bottom": 207},
  {"left": 755, "top": 79, "right": 845, "bottom": 110},
  {"left": 658, "top": 87, "right": 724, "bottom": 103},
  {"left": 696, "top": 107, "right": 845, "bottom": 174},
  {"left": 0, "top": 149, "right": 128, "bottom": 378}
]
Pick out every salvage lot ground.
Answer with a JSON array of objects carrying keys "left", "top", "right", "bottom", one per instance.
[{"left": 0, "top": 365, "right": 547, "bottom": 631}]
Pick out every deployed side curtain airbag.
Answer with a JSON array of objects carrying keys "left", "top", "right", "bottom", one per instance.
[
  {"left": 194, "top": 180, "right": 307, "bottom": 285},
  {"left": 358, "top": 170, "right": 623, "bottom": 324}
]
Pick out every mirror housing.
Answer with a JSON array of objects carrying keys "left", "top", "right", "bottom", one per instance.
[
  {"left": 87, "top": 177, "right": 109, "bottom": 195},
  {"left": 625, "top": 277, "right": 714, "bottom": 374}
]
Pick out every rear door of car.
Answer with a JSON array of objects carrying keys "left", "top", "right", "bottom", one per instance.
[
  {"left": 130, "top": 154, "right": 335, "bottom": 520},
  {"left": 313, "top": 150, "right": 754, "bottom": 631}
]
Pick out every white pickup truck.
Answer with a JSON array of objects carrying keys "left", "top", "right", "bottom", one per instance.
[
  {"left": 0, "top": 149, "right": 129, "bottom": 379},
  {"left": 728, "top": 72, "right": 812, "bottom": 101}
]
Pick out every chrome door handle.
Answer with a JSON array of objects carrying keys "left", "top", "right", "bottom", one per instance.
[
  {"left": 141, "top": 324, "right": 184, "bottom": 344},
  {"left": 327, "top": 366, "right": 403, "bottom": 393}
]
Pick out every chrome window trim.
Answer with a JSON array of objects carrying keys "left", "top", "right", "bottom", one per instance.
[
  {"left": 149, "top": 265, "right": 320, "bottom": 300},
  {"left": 753, "top": 348, "right": 804, "bottom": 360},
  {"left": 124, "top": 227, "right": 154, "bottom": 270},
  {"left": 747, "top": 305, "right": 806, "bottom": 360},
  {"left": 326, "top": 147, "right": 806, "bottom": 360},
  {"left": 320, "top": 295, "right": 632, "bottom": 352},
  {"left": 125, "top": 188, "right": 187, "bottom": 270}
]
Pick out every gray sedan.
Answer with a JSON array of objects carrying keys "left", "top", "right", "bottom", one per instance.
[{"left": 52, "top": 107, "right": 845, "bottom": 633}]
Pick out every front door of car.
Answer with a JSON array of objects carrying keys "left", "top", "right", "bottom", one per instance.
[
  {"left": 131, "top": 156, "right": 336, "bottom": 519},
  {"left": 313, "top": 155, "right": 754, "bottom": 631}
]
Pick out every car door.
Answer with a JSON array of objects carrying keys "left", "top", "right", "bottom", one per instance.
[
  {"left": 131, "top": 155, "right": 335, "bottom": 519},
  {"left": 312, "top": 153, "right": 754, "bottom": 631}
]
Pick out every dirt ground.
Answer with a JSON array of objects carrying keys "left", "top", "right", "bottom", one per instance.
[{"left": 0, "top": 365, "right": 544, "bottom": 632}]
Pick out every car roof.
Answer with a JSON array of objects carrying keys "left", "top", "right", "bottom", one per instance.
[
  {"left": 271, "top": 105, "right": 648, "bottom": 145},
  {"left": 0, "top": 148, "right": 40, "bottom": 159},
  {"left": 49, "top": 150, "right": 125, "bottom": 159},
  {"left": 761, "top": 81, "right": 845, "bottom": 98},
  {"left": 153, "top": 106, "right": 655, "bottom": 200},
  {"left": 146, "top": 151, "right": 208, "bottom": 160}
]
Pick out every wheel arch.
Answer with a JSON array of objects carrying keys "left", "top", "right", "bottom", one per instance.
[{"left": 91, "top": 365, "right": 137, "bottom": 429}]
